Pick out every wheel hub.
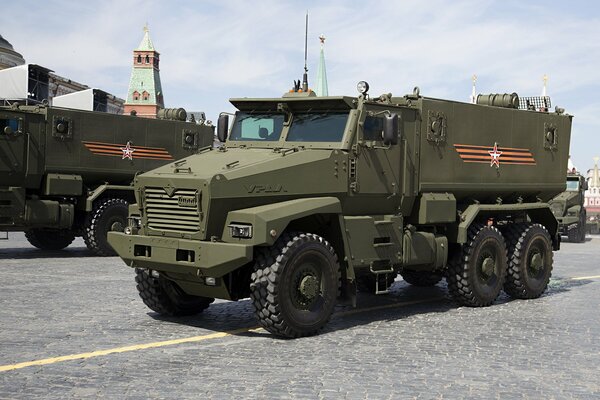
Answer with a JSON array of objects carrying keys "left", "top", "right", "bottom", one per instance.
[
  {"left": 110, "top": 221, "right": 124, "bottom": 232},
  {"left": 481, "top": 257, "right": 496, "bottom": 278},
  {"left": 299, "top": 275, "right": 319, "bottom": 300},
  {"left": 530, "top": 253, "right": 543, "bottom": 271}
]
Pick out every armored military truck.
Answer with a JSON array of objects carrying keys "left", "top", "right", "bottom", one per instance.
[
  {"left": 108, "top": 85, "right": 572, "bottom": 337},
  {"left": 549, "top": 173, "right": 587, "bottom": 242},
  {"left": 0, "top": 104, "right": 213, "bottom": 255}
]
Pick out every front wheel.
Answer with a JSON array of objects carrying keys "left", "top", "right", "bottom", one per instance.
[
  {"left": 24, "top": 228, "right": 75, "bottom": 250},
  {"left": 250, "top": 232, "right": 340, "bottom": 338},
  {"left": 135, "top": 268, "right": 214, "bottom": 316},
  {"left": 83, "top": 198, "right": 128, "bottom": 256}
]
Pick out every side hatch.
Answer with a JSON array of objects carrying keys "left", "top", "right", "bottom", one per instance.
[{"left": 0, "top": 112, "right": 27, "bottom": 186}]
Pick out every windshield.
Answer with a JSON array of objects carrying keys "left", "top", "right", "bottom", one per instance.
[
  {"left": 286, "top": 112, "right": 348, "bottom": 142},
  {"left": 229, "top": 112, "right": 284, "bottom": 142},
  {"left": 566, "top": 180, "right": 580, "bottom": 191}
]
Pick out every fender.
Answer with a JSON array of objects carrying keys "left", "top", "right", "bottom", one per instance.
[
  {"left": 85, "top": 184, "right": 134, "bottom": 212},
  {"left": 455, "top": 203, "right": 559, "bottom": 250},
  {"left": 223, "top": 196, "right": 342, "bottom": 246}
]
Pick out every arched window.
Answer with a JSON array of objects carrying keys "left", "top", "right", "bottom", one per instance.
[
  {"left": 145, "top": 55, "right": 150, "bottom": 63},
  {"left": 133, "top": 91, "right": 140, "bottom": 101},
  {"left": 142, "top": 91, "right": 149, "bottom": 101},
  {"left": 137, "top": 55, "right": 142, "bottom": 64}
]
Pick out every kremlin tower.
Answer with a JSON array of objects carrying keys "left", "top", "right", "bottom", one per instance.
[{"left": 123, "top": 26, "right": 164, "bottom": 118}]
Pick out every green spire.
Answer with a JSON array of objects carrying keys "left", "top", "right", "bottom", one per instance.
[
  {"left": 136, "top": 24, "right": 155, "bottom": 51},
  {"left": 316, "top": 34, "right": 328, "bottom": 97}
]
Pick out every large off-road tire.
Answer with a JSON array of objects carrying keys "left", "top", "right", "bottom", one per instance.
[
  {"left": 401, "top": 270, "right": 443, "bottom": 287},
  {"left": 356, "top": 272, "right": 397, "bottom": 293},
  {"left": 503, "top": 223, "right": 553, "bottom": 299},
  {"left": 83, "top": 197, "right": 128, "bottom": 256},
  {"left": 447, "top": 224, "right": 508, "bottom": 307},
  {"left": 135, "top": 268, "right": 214, "bottom": 316},
  {"left": 250, "top": 232, "right": 340, "bottom": 338},
  {"left": 24, "top": 228, "right": 75, "bottom": 250}
]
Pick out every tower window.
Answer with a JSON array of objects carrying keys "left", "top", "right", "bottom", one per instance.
[
  {"left": 137, "top": 55, "right": 142, "bottom": 64},
  {"left": 146, "top": 55, "right": 150, "bottom": 63}
]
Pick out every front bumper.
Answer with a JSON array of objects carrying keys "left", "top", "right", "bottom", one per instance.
[{"left": 107, "top": 231, "right": 253, "bottom": 278}]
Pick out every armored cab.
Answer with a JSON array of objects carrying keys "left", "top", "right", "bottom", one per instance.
[
  {"left": 0, "top": 104, "right": 214, "bottom": 254},
  {"left": 549, "top": 173, "right": 587, "bottom": 242},
  {"left": 109, "top": 84, "right": 572, "bottom": 337}
]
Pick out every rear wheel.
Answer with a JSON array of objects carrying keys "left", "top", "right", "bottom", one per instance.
[
  {"left": 83, "top": 197, "right": 128, "bottom": 256},
  {"left": 24, "top": 228, "right": 75, "bottom": 250},
  {"left": 401, "top": 270, "right": 443, "bottom": 287},
  {"left": 503, "top": 223, "right": 553, "bottom": 299},
  {"left": 446, "top": 224, "right": 507, "bottom": 307},
  {"left": 135, "top": 268, "right": 214, "bottom": 316},
  {"left": 250, "top": 232, "right": 340, "bottom": 338}
]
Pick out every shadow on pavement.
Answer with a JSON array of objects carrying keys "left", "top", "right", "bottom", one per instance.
[
  {"left": 0, "top": 246, "right": 98, "bottom": 260},
  {"left": 143, "top": 276, "right": 593, "bottom": 339}
]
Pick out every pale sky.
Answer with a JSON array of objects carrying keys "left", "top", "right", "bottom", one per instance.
[{"left": 2, "top": 0, "right": 599, "bottom": 169}]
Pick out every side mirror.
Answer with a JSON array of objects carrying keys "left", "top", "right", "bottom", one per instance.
[
  {"left": 383, "top": 113, "right": 399, "bottom": 145},
  {"left": 3, "top": 126, "right": 14, "bottom": 135},
  {"left": 217, "top": 114, "right": 229, "bottom": 142},
  {"left": 582, "top": 181, "right": 589, "bottom": 191}
]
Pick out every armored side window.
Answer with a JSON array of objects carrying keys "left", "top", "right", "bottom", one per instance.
[
  {"left": 363, "top": 115, "right": 384, "bottom": 141},
  {"left": 0, "top": 118, "right": 19, "bottom": 135}
]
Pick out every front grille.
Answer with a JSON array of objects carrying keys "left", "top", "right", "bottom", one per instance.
[{"left": 144, "top": 187, "right": 200, "bottom": 233}]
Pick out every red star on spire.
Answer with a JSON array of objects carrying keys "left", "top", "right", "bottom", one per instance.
[
  {"left": 121, "top": 141, "right": 135, "bottom": 160},
  {"left": 488, "top": 142, "right": 502, "bottom": 168}
]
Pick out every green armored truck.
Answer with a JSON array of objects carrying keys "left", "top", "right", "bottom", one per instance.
[
  {"left": 0, "top": 104, "right": 213, "bottom": 255},
  {"left": 549, "top": 173, "right": 587, "bottom": 242},
  {"left": 108, "top": 84, "right": 572, "bottom": 337}
]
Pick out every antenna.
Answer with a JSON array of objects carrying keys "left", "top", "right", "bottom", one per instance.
[{"left": 302, "top": 11, "right": 309, "bottom": 92}]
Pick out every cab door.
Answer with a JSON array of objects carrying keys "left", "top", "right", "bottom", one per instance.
[{"left": 351, "top": 106, "right": 402, "bottom": 209}]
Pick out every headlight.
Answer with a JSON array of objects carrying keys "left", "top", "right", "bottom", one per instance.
[
  {"left": 228, "top": 223, "right": 253, "bottom": 238},
  {"left": 126, "top": 215, "right": 141, "bottom": 235},
  {"left": 550, "top": 202, "right": 564, "bottom": 217}
]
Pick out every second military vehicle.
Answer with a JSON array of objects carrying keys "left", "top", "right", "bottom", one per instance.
[
  {"left": 109, "top": 84, "right": 572, "bottom": 337},
  {"left": 549, "top": 173, "right": 587, "bottom": 242},
  {"left": 0, "top": 104, "right": 213, "bottom": 255}
]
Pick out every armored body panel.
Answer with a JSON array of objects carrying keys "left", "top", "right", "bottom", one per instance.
[
  {"left": 416, "top": 97, "right": 570, "bottom": 203},
  {"left": 0, "top": 105, "right": 211, "bottom": 188}
]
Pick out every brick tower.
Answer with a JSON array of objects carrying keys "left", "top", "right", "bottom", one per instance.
[{"left": 123, "top": 26, "right": 164, "bottom": 118}]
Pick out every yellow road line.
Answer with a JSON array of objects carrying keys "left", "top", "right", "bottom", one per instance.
[
  {"left": 0, "top": 327, "right": 261, "bottom": 373},
  {"left": 570, "top": 275, "right": 600, "bottom": 281}
]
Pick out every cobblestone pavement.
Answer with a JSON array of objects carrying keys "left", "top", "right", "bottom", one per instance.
[{"left": 0, "top": 233, "right": 599, "bottom": 399}]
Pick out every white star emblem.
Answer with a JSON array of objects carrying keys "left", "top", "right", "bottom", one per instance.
[
  {"left": 488, "top": 142, "right": 502, "bottom": 168},
  {"left": 121, "top": 141, "right": 135, "bottom": 160}
]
